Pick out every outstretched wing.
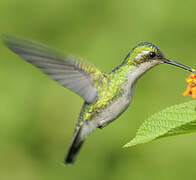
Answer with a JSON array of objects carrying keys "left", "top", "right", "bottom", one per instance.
[{"left": 3, "top": 34, "right": 107, "bottom": 103}]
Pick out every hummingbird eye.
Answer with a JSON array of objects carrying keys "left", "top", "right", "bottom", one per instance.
[{"left": 148, "top": 51, "right": 156, "bottom": 59}]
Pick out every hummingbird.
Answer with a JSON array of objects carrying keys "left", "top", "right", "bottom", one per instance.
[{"left": 3, "top": 34, "right": 195, "bottom": 164}]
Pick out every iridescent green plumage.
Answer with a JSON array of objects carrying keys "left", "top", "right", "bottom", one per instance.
[
  {"left": 81, "top": 65, "right": 132, "bottom": 123},
  {"left": 3, "top": 35, "right": 195, "bottom": 164}
]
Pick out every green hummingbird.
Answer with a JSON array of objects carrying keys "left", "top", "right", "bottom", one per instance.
[{"left": 3, "top": 34, "right": 195, "bottom": 164}]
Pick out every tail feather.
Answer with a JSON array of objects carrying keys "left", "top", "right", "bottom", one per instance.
[
  {"left": 64, "top": 120, "right": 97, "bottom": 164},
  {"left": 64, "top": 128, "right": 84, "bottom": 164}
]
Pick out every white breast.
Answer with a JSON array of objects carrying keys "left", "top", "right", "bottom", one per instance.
[{"left": 94, "top": 81, "right": 134, "bottom": 128}]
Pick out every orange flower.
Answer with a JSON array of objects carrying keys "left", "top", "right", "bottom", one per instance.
[{"left": 183, "top": 73, "right": 196, "bottom": 98}]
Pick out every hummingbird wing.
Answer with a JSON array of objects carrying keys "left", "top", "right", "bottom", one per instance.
[{"left": 3, "top": 34, "right": 107, "bottom": 103}]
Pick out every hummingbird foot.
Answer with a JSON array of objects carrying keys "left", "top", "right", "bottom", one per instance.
[{"left": 98, "top": 125, "right": 104, "bottom": 129}]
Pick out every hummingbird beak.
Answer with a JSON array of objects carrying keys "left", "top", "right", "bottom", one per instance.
[{"left": 161, "top": 58, "right": 195, "bottom": 73}]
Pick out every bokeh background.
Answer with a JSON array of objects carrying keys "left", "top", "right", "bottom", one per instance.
[{"left": 0, "top": 0, "right": 196, "bottom": 179}]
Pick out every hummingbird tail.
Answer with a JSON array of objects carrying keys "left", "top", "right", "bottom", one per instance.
[
  {"left": 64, "top": 120, "right": 97, "bottom": 164},
  {"left": 64, "top": 128, "right": 84, "bottom": 164}
]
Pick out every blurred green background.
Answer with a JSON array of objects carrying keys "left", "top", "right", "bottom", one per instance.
[{"left": 0, "top": 0, "right": 196, "bottom": 179}]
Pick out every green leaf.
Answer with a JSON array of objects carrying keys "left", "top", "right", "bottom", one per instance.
[{"left": 124, "top": 100, "right": 196, "bottom": 148}]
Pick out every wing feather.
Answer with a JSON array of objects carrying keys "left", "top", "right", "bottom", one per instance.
[{"left": 3, "top": 34, "right": 107, "bottom": 103}]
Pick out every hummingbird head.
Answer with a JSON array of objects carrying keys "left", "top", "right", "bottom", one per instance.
[{"left": 125, "top": 42, "right": 195, "bottom": 73}]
